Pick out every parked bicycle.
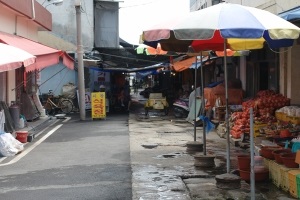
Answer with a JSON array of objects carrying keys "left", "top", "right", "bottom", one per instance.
[{"left": 44, "top": 90, "right": 74, "bottom": 115}]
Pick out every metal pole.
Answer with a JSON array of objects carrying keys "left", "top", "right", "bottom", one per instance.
[
  {"left": 200, "top": 52, "right": 206, "bottom": 155},
  {"left": 194, "top": 57, "right": 197, "bottom": 141},
  {"left": 75, "top": 1, "right": 86, "bottom": 120},
  {"left": 224, "top": 42, "right": 230, "bottom": 173},
  {"left": 250, "top": 108, "right": 255, "bottom": 199}
]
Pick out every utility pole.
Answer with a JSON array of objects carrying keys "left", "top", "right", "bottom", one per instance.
[{"left": 75, "top": 0, "right": 86, "bottom": 120}]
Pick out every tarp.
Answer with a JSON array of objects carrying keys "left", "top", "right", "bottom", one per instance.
[
  {"left": 173, "top": 55, "right": 218, "bottom": 72},
  {"left": 172, "top": 57, "right": 196, "bottom": 72},
  {"left": 279, "top": 6, "right": 300, "bottom": 21}
]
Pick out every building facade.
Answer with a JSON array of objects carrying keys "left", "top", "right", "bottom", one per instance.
[{"left": 0, "top": 0, "right": 74, "bottom": 130}]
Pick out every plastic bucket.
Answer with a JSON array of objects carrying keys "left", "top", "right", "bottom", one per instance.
[
  {"left": 16, "top": 131, "right": 28, "bottom": 143},
  {"left": 237, "top": 154, "right": 250, "bottom": 169}
]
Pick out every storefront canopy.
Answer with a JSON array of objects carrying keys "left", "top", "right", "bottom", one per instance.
[
  {"left": 279, "top": 6, "right": 300, "bottom": 21},
  {"left": 0, "top": 43, "right": 36, "bottom": 72},
  {"left": 0, "top": 31, "right": 74, "bottom": 72}
]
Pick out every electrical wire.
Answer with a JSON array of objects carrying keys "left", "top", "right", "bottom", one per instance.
[
  {"left": 95, "top": 52, "right": 169, "bottom": 64},
  {"left": 80, "top": 0, "right": 93, "bottom": 28}
]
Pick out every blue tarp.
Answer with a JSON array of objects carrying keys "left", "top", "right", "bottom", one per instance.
[
  {"left": 279, "top": 6, "right": 300, "bottom": 21},
  {"left": 136, "top": 70, "right": 158, "bottom": 78}
]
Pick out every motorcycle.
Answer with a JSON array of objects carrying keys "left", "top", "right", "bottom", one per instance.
[{"left": 173, "top": 98, "right": 189, "bottom": 118}]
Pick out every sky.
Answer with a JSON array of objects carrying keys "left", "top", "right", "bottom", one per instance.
[{"left": 119, "top": 0, "right": 190, "bottom": 45}]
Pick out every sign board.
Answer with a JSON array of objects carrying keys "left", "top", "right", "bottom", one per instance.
[
  {"left": 77, "top": 89, "right": 92, "bottom": 110},
  {"left": 91, "top": 92, "right": 106, "bottom": 119},
  {"left": 93, "top": 71, "right": 110, "bottom": 92},
  {"left": 85, "top": 91, "right": 91, "bottom": 110}
]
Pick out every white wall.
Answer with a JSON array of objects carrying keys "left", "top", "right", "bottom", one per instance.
[{"left": 37, "top": 0, "right": 94, "bottom": 53}]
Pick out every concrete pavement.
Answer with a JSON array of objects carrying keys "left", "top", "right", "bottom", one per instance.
[{"left": 128, "top": 92, "right": 295, "bottom": 200}]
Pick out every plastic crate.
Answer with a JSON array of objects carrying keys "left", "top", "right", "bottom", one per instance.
[
  {"left": 263, "top": 158, "right": 271, "bottom": 170},
  {"left": 297, "top": 174, "right": 300, "bottom": 198},
  {"left": 269, "top": 160, "right": 281, "bottom": 187},
  {"left": 288, "top": 170, "right": 300, "bottom": 198},
  {"left": 280, "top": 165, "right": 297, "bottom": 192}
]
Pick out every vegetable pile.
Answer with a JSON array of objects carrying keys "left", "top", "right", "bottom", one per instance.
[{"left": 230, "top": 90, "right": 290, "bottom": 139}]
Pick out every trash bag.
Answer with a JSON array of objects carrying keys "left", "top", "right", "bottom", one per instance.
[
  {"left": 0, "top": 132, "right": 24, "bottom": 157},
  {"left": 62, "top": 82, "right": 76, "bottom": 99}
]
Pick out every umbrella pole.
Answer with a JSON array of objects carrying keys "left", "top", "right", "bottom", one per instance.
[
  {"left": 200, "top": 52, "right": 206, "bottom": 155},
  {"left": 250, "top": 108, "right": 255, "bottom": 199},
  {"left": 224, "top": 41, "right": 231, "bottom": 174},
  {"left": 194, "top": 57, "right": 197, "bottom": 141}
]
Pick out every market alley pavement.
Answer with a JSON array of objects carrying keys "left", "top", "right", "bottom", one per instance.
[{"left": 128, "top": 93, "right": 295, "bottom": 200}]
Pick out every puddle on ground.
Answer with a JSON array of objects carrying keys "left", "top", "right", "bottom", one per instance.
[
  {"left": 134, "top": 165, "right": 190, "bottom": 200},
  {"left": 141, "top": 144, "right": 158, "bottom": 149},
  {"left": 162, "top": 155, "right": 175, "bottom": 158},
  {"left": 156, "top": 152, "right": 184, "bottom": 159}
]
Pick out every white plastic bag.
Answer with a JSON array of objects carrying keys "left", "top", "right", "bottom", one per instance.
[
  {"left": 0, "top": 133, "right": 24, "bottom": 157},
  {"left": 62, "top": 82, "right": 76, "bottom": 99}
]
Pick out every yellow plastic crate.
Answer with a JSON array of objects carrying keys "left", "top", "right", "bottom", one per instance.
[
  {"left": 263, "top": 158, "right": 272, "bottom": 171},
  {"left": 269, "top": 160, "right": 282, "bottom": 187},
  {"left": 280, "top": 165, "right": 297, "bottom": 192},
  {"left": 288, "top": 170, "right": 300, "bottom": 198}
]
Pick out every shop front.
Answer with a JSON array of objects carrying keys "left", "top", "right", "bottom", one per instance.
[{"left": 0, "top": 31, "right": 74, "bottom": 122}]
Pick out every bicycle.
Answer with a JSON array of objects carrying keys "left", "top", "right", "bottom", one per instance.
[{"left": 44, "top": 90, "right": 74, "bottom": 115}]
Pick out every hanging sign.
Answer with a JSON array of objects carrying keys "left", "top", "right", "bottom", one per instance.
[{"left": 91, "top": 92, "right": 106, "bottom": 119}]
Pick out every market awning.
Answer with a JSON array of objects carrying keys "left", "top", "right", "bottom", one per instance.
[
  {"left": 0, "top": 43, "right": 36, "bottom": 72},
  {"left": 172, "top": 57, "right": 196, "bottom": 72},
  {"left": 0, "top": 31, "right": 74, "bottom": 72},
  {"left": 279, "top": 6, "right": 300, "bottom": 21}
]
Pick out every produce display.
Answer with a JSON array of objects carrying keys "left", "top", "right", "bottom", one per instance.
[{"left": 230, "top": 90, "right": 291, "bottom": 139}]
